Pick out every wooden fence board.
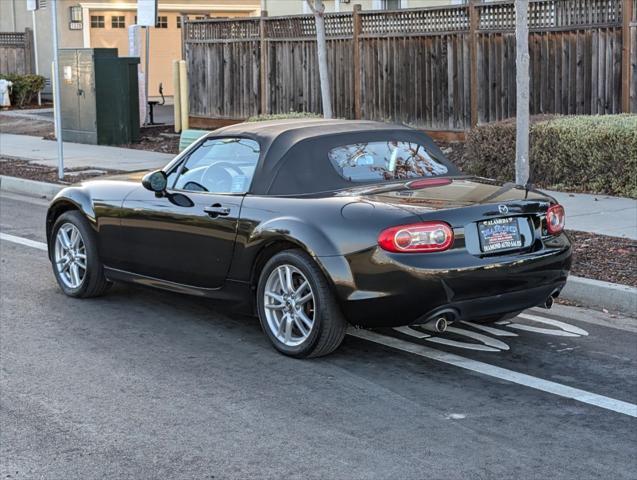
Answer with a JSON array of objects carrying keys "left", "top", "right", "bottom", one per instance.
[
  {"left": 185, "top": 0, "right": 635, "bottom": 130},
  {"left": 0, "top": 30, "right": 34, "bottom": 75}
]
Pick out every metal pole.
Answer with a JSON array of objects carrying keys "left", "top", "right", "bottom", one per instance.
[
  {"left": 51, "top": 0, "right": 64, "bottom": 180},
  {"left": 515, "top": 0, "right": 530, "bottom": 186},
  {"left": 32, "top": 9, "right": 41, "bottom": 106},
  {"left": 11, "top": 0, "right": 17, "bottom": 31},
  {"left": 144, "top": 26, "right": 150, "bottom": 125}
]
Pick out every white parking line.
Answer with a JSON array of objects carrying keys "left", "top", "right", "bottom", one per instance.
[
  {"left": 517, "top": 313, "right": 590, "bottom": 336},
  {"left": 0, "top": 232, "right": 48, "bottom": 251},
  {"left": 445, "top": 326, "right": 510, "bottom": 351},
  {"left": 461, "top": 321, "right": 519, "bottom": 337},
  {"left": 349, "top": 329, "right": 637, "bottom": 418},
  {"left": 4, "top": 231, "right": 636, "bottom": 418}
]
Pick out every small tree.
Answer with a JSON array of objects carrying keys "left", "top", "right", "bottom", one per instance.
[
  {"left": 306, "top": 0, "right": 333, "bottom": 118},
  {"left": 515, "top": 0, "right": 530, "bottom": 186}
]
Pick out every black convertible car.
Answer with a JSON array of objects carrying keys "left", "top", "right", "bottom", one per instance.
[{"left": 46, "top": 119, "right": 571, "bottom": 357}]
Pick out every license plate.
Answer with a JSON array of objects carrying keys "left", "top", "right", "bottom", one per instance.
[{"left": 478, "top": 217, "right": 523, "bottom": 253}]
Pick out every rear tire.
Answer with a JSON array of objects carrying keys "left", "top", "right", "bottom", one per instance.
[
  {"left": 51, "top": 211, "right": 110, "bottom": 298},
  {"left": 257, "top": 250, "right": 347, "bottom": 358}
]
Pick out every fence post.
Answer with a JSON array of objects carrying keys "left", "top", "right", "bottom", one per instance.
[
  {"left": 353, "top": 4, "right": 362, "bottom": 119},
  {"left": 621, "top": 0, "right": 633, "bottom": 112},
  {"left": 24, "top": 27, "right": 34, "bottom": 74},
  {"left": 260, "top": 11, "right": 269, "bottom": 116},
  {"left": 469, "top": 0, "right": 479, "bottom": 128},
  {"left": 180, "top": 15, "right": 187, "bottom": 60}
]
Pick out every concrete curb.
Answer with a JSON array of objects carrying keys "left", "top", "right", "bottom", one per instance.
[
  {"left": 1, "top": 175, "right": 635, "bottom": 315},
  {"left": 0, "top": 175, "right": 62, "bottom": 199},
  {"left": 561, "top": 276, "right": 636, "bottom": 316}
]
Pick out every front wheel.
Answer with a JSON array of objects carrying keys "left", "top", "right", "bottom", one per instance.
[
  {"left": 51, "top": 210, "right": 110, "bottom": 298},
  {"left": 257, "top": 250, "right": 347, "bottom": 358}
]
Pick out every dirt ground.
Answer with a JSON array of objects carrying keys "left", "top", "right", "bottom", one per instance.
[
  {"left": 567, "top": 230, "right": 636, "bottom": 287},
  {"left": 0, "top": 158, "right": 123, "bottom": 185},
  {"left": 0, "top": 114, "right": 54, "bottom": 137}
]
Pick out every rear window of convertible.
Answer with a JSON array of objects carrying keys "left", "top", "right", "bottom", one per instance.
[{"left": 328, "top": 141, "right": 449, "bottom": 182}]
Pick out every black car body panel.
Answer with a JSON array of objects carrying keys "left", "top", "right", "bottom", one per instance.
[{"left": 46, "top": 119, "right": 571, "bottom": 328}]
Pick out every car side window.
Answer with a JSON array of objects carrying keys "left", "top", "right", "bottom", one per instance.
[{"left": 172, "top": 137, "right": 260, "bottom": 194}]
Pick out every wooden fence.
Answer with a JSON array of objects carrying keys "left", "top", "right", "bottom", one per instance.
[
  {"left": 183, "top": 0, "right": 637, "bottom": 131},
  {"left": 0, "top": 29, "right": 35, "bottom": 75}
]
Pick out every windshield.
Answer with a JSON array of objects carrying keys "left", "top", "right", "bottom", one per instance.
[{"left": 328, "top": 141, "right": 449, "bottom": 183}]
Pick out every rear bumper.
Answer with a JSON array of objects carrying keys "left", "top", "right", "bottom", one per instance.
[{"left": 318, "top": 235, "right": 571, "bottom": 328}]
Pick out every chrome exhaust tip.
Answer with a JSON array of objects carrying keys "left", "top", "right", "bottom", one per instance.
[
  {"left": 541, "top": 290, "right": 560, "bottom": 309},
  {"left": 544, "top": 296, "right": 554, "bottom": 309},
  {"left": 422, "top": 316, "right": 448, "bottom": 333}
]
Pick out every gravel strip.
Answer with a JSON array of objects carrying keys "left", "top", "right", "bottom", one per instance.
[{"left": 0, "top": 158, "right": 123, "bottom": 184}]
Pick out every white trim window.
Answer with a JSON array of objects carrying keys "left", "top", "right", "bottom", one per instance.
[{"left": 373, "top": 0, "right": 403, "bottom": 10}]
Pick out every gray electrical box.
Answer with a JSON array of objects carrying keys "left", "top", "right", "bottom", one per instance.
[{"left": 58, "top": 48, "right": 140, "bottom": 145}]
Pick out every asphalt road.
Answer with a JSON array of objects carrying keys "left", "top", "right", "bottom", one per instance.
[{"left": 1, "top": 192, "right": 636, "bottom": 480}]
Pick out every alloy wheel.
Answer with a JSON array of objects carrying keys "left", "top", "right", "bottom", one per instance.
[
  {"left": 263, "top": 264, "right": 316, "bottom": 347},
  {"left": 54, "top": 223, "right": 87, "bottom": 289}
]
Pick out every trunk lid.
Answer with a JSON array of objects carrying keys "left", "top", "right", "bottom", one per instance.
[
  {"left": 358, "top": 176, "right": 554, "bottom": 224},
  {"left": 358, "top": 176, "right": 556, "bottom": 256}
]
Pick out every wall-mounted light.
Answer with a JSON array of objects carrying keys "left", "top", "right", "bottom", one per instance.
[
  {"left": 70, "top": 6, "right": 83, "bottom": 22},
  {"left": 69, "top": 5, "right": 83, "bottom": 30}
]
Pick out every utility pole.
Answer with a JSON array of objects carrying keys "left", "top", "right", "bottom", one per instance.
[
  {"left": 51, "top": 0, "right": 64, "bottom": 179},
  {"left": 32, "top": 10, "right": 41, "bottom": 105},
  {"left": 515, "top": 0, "right": 530, "bottom": 186},
  {"left": 306, "top": 0, "right": 333, "bottom": 118},
  {"left": 145, "top": 27, "right": 150, "bottom": 125}
]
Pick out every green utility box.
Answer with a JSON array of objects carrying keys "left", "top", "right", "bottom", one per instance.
[{"left": 58, "top": 48, "right": 140, "bottom": 145}]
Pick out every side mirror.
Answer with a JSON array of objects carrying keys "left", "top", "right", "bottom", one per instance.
[{"left": 142, "top": 170, "right": 168, "bottom": 196}]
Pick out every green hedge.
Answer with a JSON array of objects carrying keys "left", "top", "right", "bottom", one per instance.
[
  {"left": 247, "top": 112, "right": 322, "bottom": 122},
  {"left": 0, "top": 73, "right": 46, "bottom": 108},
  {"left": 463, "top": 115, "right": 637, "bottom": 198}
]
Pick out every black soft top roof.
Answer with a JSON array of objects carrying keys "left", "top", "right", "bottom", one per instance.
[{"left": 208, "top": 119, "right": 457, "bottom": 195}]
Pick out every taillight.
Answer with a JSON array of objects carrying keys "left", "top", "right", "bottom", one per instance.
[
  {"left": 546, "top": 204, "right": 565, "bottom": 234},
  {"left": 378, "top": 221, "right": 454, "bottom": 253}
]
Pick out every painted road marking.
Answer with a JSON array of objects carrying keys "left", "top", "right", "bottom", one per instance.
[
  {"left": 445, "top": 326, "right": 510, "bottom": 351},
  {"left": 394, "top": 325, "right": 510, "bottom": 351},
  {"left": 393, "top": 326, "right": 430, "bottom": 339},
  {"left": 349, "top": 328, "right": 637, "bottom": 418},
  {"left": 423, "top": 335, "right": 501, "bottom": 352},
  {"left": 5, "top": 231, "right": 634, "bottom": 417},
  {"left": 500, "top": 322, "right": 581, "bottom": 337},
  {"left": 461, "top": 321, "right": 519, "bottom": 337},
  {"left": 518, "top": 313, "right": 590, "bottom": 336},
  {"left": 0, "top": 232, "right": 47, "bottom": 251}
]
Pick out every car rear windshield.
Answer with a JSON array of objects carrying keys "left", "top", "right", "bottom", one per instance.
[{"left": 328, "top": 141, "right": 449, "bottom": 182}]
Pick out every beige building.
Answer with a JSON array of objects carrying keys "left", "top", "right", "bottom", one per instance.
[{"left": 1, "top": 0, "right": 261, "bottom": 100}]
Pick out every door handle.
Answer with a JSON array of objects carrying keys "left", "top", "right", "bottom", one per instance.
[{"left": 204, "top": 204, "right": 230, "bottom": 217}]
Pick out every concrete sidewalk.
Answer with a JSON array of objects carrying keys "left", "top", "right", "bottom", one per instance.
[
  {"left": 1, "top": 132, "right": 635, "bottom": 239},
  {"left": 548, "top": 190, "right": 637, "bottom": 240},
  {"left": 0, "top": 133, "right": 172, "bottom": 172}
]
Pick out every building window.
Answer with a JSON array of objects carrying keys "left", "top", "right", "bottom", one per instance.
[
  {"left": 156, "top": 16, "right": 168, "bottom": 28},
  {"left": 111, "top": 16, "right": 125, "bottom": 28},
  {"left": 375, "top": 0, "right": 401, "bottom": 9},
  {"left": 176, "top": 16, "right": 181, "bottom": 28},
  {"left": 90, "top": 15, "right": 105, "bottom": 28}
]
